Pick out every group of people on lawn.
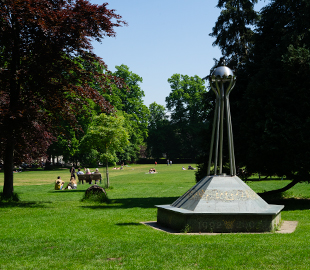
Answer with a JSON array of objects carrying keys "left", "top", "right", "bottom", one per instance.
[
  {"left": 55, "top": 167, "right": 100, "bottom": 190},
  {"left": 55, "top": 164, "right": 196, "bottom": 190},
  {"left": 147, "top": 165, "right": 196, "bottom": 173},
  {"left": 55, "top": 176, "right": 77, "bottom": 190}
]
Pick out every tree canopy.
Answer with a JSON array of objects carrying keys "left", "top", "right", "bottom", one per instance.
[
  {"left": 204, "top": 0, "right": 310, "bottom": 193},
  {"left": 165, "top": 74, "right": 210, "bottom": 160},
  {"left": 146, "top": 102, "right": 170, "bottom": 160},
  {"left": 0, "top": 0, "right": 125, "bottom": 197},
  {"left": 236, "top": 0, "right": 310, "bottom": 191},
  {"left": 210, "top": 0, "right": 259, "bottom": 66},
  {"left": 80, "top": 113, "right": 129, "bottom": 187},
  {"left": 111, "top": 65, "right": 149, "bottom": 162}
]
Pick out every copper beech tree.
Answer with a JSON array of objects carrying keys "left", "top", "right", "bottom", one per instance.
[{"left": 0, "top": 0, "right": 126, "bottom": 198}]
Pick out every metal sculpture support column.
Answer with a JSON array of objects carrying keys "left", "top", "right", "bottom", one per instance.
[
  {"left": 206, "top": 65, "right": 236, "bottom": 176},
  {"left": 156, "top": 62, "right": 284, "bottom": 233}
]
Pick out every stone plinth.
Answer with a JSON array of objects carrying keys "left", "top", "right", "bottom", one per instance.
[{"left": 156, "top": 175, "right": 284, "bottom": 233}]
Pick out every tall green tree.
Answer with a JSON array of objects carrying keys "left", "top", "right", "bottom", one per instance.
[
  {"left": 165, "top": 74, "right": 209, "bottom": 160},
  {"left": 210, "top": 0, "right": 259, "bottom": 67},
  {"left": 80, "top": 113, "right": 129, "bottom": 187},
  {"left": 47, "top": 103, "right": 96, "bottom": 166},
  {"left": 235, "top": 0, "right": 310, "bottom": 193},
  {"left": 46, "top": 58, "right": 126, "bottom": 167},
  {"left": 207, "top": 0, "right": 310, "bottom": 193},
  {"left": 146, "top": 102, "right": 170, "bottom": 159},
  {"left": 111, "top": 65, "right": 149, "bottom": 162},
  {"left": 47, "top": 63, "right": 149, "bottom": 166},
  {"left": 196, "top": 0, "right": 263, "bottom": 182},
  {"left": 0, "top": 0, "right": 125, "bottom": 198}
]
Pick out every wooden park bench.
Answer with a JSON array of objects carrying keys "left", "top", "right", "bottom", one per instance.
[{"left": 77, "top": 174, "right": 102, "bottom": 184}]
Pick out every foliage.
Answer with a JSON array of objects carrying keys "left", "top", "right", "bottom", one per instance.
[
  {"left": 146, "top": 102, "right": 170, "bottom": 159},
  {"left": 236, "top": 0, "right": 310, "bottom": 185},
  {"left": 165, "top": 74, "right": 211, "bottom": 160},
  {"left": 80, "top": 113, "right": 129, "bottom": 186},
  {"left": 78, "top": 148, "right": 100, "bottom": 168},
  {"left": 210, "top": 0, "right": 259, "bottom": 66},
  {"left": 0, "top": 0, "right": 126, "bottom": 197},
  {"left": 81, "top": 190, "right": 109, "bottom": 203},
  {"left": 47, "top": 64, "right": 150, "bottom": 166},
  {"left": 81, "top": 113, "right": 129, "bottom": 163},
  {"left": 112, "top": 65, "right": 147, "bottom": 117},
  {"left": 81, "top": 186, "right": 109, "bottom": 203},
  {"left": 180, "top": 224, "right": 192, "bottom": 234},
  {"left": 207, "top": 0, "right": 310, "bottom": 193},
  {"left": 111, "top": 64, "right": 150, "bottom": 162},
  {"left": 47, "top": 97, "right": 97, "bottom": 166}
]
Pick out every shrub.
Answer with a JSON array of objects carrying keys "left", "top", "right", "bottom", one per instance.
[{"left": 81, "top": 185, "right": 109, "bottom": 203}]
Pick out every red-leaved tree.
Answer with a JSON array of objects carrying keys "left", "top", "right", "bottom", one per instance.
[{"left": 0, "top": 0, "right": 126, "bottom": 198}]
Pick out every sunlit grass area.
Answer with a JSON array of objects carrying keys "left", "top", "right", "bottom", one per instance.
[{"left": 1, "top": 164, "right": 310, "bottom": 269}]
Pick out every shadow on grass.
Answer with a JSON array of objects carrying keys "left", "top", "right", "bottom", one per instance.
[
  {"left": 247, "top": 178, "right": 286, "bottom": 182},
  {"left": 261, "top": 196, "right": 310, "bottom": 211},
  {"left": 80, "top": 195, "right": 310, "bottom": 212},
  {"left": 80, "top": 196, "right": 178, "bottom": 210},
  {"left": 116, "top": 222, "right": 142, "bottom": 226},
  {"left": 0, "top": 201, "right": 52, "bottom": 208},
  {"left": 47, "top": 190, "right": 86, "bottom": 193}
]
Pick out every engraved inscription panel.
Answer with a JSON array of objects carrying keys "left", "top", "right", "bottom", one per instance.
[
  {"left": 198, "top": 219, "right": 270, "bottom": 232},
  {"left": 188, "top": 189, "right": 258, "bottom": 201}
]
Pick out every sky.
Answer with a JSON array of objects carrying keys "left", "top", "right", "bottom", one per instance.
[{"left": 91, "top": 0, "right": 270, "bottom": 108}]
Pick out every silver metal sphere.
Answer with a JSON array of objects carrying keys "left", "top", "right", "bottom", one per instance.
[
  {"left": 213, "top": 66, "right": 234, "bottom": 77},
  {"left": 207, "top": 64, "right": 237, "bottom": 177}
]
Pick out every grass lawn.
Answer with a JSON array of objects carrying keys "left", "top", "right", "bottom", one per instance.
[{"left": 1, "top": 164, "right": 310, "bottom": 269}]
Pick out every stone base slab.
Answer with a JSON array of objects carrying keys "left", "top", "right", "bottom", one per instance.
[
  {"left": 157, "top": 206, "right": 282, "bottom": 233},
  {"left": 142, "top": 220, "right": 298, "bottom": 234}
]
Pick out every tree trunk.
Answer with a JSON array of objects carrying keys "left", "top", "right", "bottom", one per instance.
[
  {"left": 3, "top": 135, "right": 15, "bottom": 198},
  {"left": 2, "top": 14, "right": 19, "bottom": 198},
  {"left": 106, "top": 159, "right": 109, "bottom": 188},
  {"left": 258, "top": 178, "right": 300, "bottom": 196}
]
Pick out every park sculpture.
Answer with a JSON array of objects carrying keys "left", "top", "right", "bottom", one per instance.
[{"left": 156, "top": 64, "right": 284, "bottom": 233}]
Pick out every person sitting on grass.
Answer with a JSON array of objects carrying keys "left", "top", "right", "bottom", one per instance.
[
  {"left": 65, "top": 177, "right": 77, "bottom": 190},
  {"left": 55, "top": 176, "right": 64, "bottom": 190},
  {"left": 149, "top": 168, "right": 156, "bottom": 173}
]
